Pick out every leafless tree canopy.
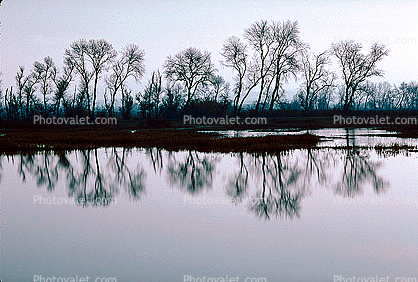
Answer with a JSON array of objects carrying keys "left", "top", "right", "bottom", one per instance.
[
  {"left": 266, "top": 20, "right": 304, "bottom": 111},
  {"left": 136, "top": 70, "right": 163, "bottom": 119},
  {"left": 3, "top": 20, "right": 410, "bottom": 120},
  {"left": 244, "top": 20, "right": 274, "bottom": 112},
  {"left": 332, "top": 40, "right": 389, "bottom": 111},
  {"left": 164, "top": 47, "right": 216, "bottom": 109},
  {"left": 105, "top": 44, "right": 145, "bottom": 116},
  {"left": 221, "top": 20, "right": 304, "bottom": 113},
  {"left": 64, "top": 39, "right": 117, "bottom": 117},
  {"left": 221, "top": 36, "right": 248, "bottom": 114},
  {"left": 298, "top": 50, "right": 335, "bottom": 112}
]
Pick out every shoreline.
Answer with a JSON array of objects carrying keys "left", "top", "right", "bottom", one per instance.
[
  {"left": 2, "top": 117, "right": 418, "bottom": 154},
  {"left": 0, "top": 128, "right": 321, "bottom": 154}
]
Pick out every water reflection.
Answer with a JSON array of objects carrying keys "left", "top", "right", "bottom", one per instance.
[
  {"left": 246, "top": 152, "right": 304, "bottom": 220},
  {"left": 167, "top": 150, "right": 218, "bottom": 195},
  {"left": 333, "top": 148, "right": 388, "bottom": 197},
  {"left": 3, "top": 145, "right": 392, "bottom": 219},
  {"left": 331, "top": 129, "right": 389, "bottom": 197},
  {"left": 109, "top": 148, "right": 146, "bottom": 200},
  {"left": 14, "top": 148, "right": 146, "bottom": 206}
]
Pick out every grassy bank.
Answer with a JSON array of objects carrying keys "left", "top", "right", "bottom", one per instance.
[
  {"left": 0, "top": 128, "right": 321, "bottom": 154},
  {"left": 3, "top": 114, "right": 418, "bottom": 154}
]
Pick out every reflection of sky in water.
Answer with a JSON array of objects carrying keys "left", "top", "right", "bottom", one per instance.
[
  {"left": 1, "top": 146, "right": 418, "bottom": 281},
  {"left": 201, "top": 128, "right": 418, "bottom": 147}
]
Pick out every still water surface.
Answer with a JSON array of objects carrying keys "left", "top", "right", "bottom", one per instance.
[{"left": 1, "top": 129, "right": 418, "bottom": 281}]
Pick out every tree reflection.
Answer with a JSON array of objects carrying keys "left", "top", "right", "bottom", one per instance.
[
  {"left": 304, "top": 148, "right": 333, "bottom": 187},
  {"left": 332, "top": 148, "right": 388, "bottom": 197},
  {"left": 246, "top": 152, "right": 304, "bottom": 220},
  {"left": 107, "top": 148, "right": 146, "bottom": 200},
  {"left": 145, "top": 147, "right": 164, "bottom": 175},
  {"left": 225, "top": 152, "right": 249, "bottom": 201},
  {"left": 222, "top": 146, "right": 388, "bottom": 220},
  {"left": 167, "top": 150, "right": 218, "bottom": 195},
  {"left": 17, "top": 152, "right": 59, "bottom": 191},
  {"left": 332, "top": 129, "right": 388, "bottom": 197},
  {"left": 4, "top": 144, "right": 391, "bottom": 216},
  {"left": 223, "top": 150, "right": 332, "bottom": 219},
  {"left": 13, "top": 148, "right": 147, "bottom": 207},
  {"left": 66, "top": 149, "right": 117, "bottom": 207}
]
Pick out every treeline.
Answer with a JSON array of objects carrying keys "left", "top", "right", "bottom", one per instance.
[{"left": 0, "top": 20, "right": 417, "bottom": 121}]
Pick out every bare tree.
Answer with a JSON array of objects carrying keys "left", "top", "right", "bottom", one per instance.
[
  {"left": 15, "top": 67, "right": 27, "bottom": 119},
  {"left": 161, "top": 82, "right": 184, "bottom": 118},
  {"left": 136, "top": 84, "right": 152, "bottom": 119},
  {"left": 64, "top": 39, "right": 94, "bottom": 115},
  {"left": 316, "top": 87, "right": 335, "bottom": 111},
  {"left": 376, "top": 81, "right": 395, "bottom": 110},
  {"left": 62, "top": 84, "right": 88, "bottom": 117},
  {"left": 164, "top": 47, "right": 216, "bottom": 110},
  {"left": 298, "top": 50, "right": 335, "bottom": 112},
  {"left": 209, "top": 75, "right": 230, "bottom": 103},
  {"left": 85, "top": 39, "right": 117, "bottom": 117},
  {"left": 120, "top": 86, "right": 134, "bottom": 120},
  {"left": 244, "top": 20, "right": 275, "bottom": 112},
  {"left": 332, "top": 40, "right": 389, "bottom": 111},
  {"left": 105, "top": 44, "right": 145, "bottom": 116},
  {"left": 356, "top": 80, "right": 376, "bottom": 110},
  {"left": 266, "top": 20, "right": 304, "bottom": 111},
  {"left": 51, "top": 61, "right": 74, "bottom": 116},
  {"left": 33, "top": 56, "right": 56, "bottom": 116},
  {"left": 136, "top": 70, "right": 163, "bottom": 119},
  {"left": 150, "top": 70, "right": 163, "bottom": 117},
  {"left": 3, "top": 86, "right": 16, "bottom": 120},
  {"left": 10, "top": 66, "right": 39, "bottom": 120},
  {"left": 393, "top": 81, "right": 418, "bottom": 111},
  {"left": 221, "top": 36, "right": 248, "bottom": 114}
]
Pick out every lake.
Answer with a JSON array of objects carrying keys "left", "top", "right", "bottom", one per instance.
[{"left": 1, "top": 129, "right": 418, "bottom": 281}]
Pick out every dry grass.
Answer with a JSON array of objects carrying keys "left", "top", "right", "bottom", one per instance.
[{"left": 0, "top": 129, "right": 321, "bottom": 154}]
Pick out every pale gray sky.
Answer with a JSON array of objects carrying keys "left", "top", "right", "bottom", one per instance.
[{"left": 1, "top": 0, "right": 417, "bottom": 98}]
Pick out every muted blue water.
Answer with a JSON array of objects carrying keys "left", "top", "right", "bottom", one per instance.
[{"left": 1, "top": 129, "right": 418, "bottom": 281}]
